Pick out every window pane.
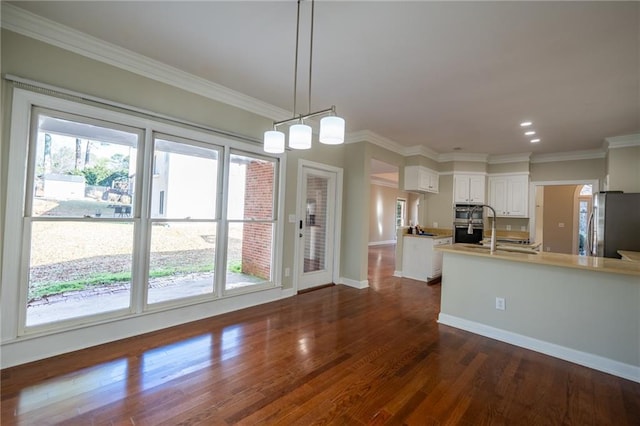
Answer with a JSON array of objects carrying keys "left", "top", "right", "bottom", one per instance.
[
  {"left": 27, "top": 221, "right": 133, "bottom": 327},
  {"left": 147, "top": 222, "right": 216, "bottom": 304},
  {"left": 228, "top": 154, "right": 275, "bottom": 220},
  {"left": 151, "top": 138, "right": 218, "bottom": 219},
  {"left": 304, "top": 175, "right": 328, "bottom": 273},
  {"left": 33, "top": 115, "right": 138, "bottom": 218},
  {"left": 226, "top": 222, "right": 273, "bottom": 290}
]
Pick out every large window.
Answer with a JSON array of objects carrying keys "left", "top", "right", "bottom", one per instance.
[
  {"left": 4, "top": 92, "right": 281, "bottom": 335},
  {"left": 147, "top": 136, "right": 220, "bottom": 305},
  {"left": 225, "top": 152, "right": 277, "bottom": 292},
  {"left": 25, "top": 111, "right": 141, "bottom": 327}
]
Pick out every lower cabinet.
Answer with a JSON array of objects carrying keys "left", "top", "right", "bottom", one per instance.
[{"left": 402, "top": 236, "right": 452, "bottom": 281}]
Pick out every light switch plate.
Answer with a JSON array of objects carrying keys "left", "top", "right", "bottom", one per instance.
[{"left": 288, "top": 214, "right": 296, "bottom": 223}]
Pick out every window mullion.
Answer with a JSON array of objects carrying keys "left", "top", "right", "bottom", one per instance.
[
  {"left": 132, "top": 127, "right": 154, "bottom": 313},
  {"left": 216, "top": 146, "right": 232, "bottom": 295}
]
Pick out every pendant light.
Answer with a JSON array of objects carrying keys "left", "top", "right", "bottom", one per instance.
[{"left": 263, "top": 0, "right": 345, "bottom": 153}]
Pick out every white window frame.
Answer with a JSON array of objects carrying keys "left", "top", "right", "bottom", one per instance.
[{"left": 2, "top": 88, "right": 284, "bottom": 342}]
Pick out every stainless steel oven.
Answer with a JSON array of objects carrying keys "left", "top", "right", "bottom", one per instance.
[
  {"left": 453, "top": 204, "right": 484, "bottom": 244},
  {"left": 454, "top": 224, "right": 484, "bottom": 244}
]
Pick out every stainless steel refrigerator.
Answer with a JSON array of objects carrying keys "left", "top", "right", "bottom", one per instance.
[{"left": 588, "top": 192, "right": 640, "bottom": 258}]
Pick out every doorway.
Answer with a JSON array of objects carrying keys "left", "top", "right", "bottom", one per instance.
[
  {"left": 575, "top": 184, "right": 593, "bottom": 255},
  {"left": 295, "top": 160, "right": 343, "bottom": 291},
  {"left": 529, "top": 179, "right": 598, "bottom": 254}
]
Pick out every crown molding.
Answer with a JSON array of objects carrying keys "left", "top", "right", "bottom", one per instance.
[
  {"left": 370, "top": 177, "right": 399, "bottom": 189},
  {"left": 0, "top": 3, "right": 291, "bottom": 122},
  {"left": 438, "top": 152, "right": 489, "bottom": 163},
  {"left": 604, "top": 133, "right": 640, "bottom": 149},
  {"left": 403, "top": 145, "right": 441, "bottom": 161},
  {"left": 488, "top": 152, "right": 532, "bottom": 164},
  {"left": 530, "top": 149, "right": 606, "bottom": 164},
  {"left": 346, "top": 130, "right": 403, "bottom": 151}
]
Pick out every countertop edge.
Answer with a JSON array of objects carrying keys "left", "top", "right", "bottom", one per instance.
[
  {"left": 437, "top": 244, "right": 640, "bottom": 277},
  {"left": 404, "top": 234, "right": 452, "bottom": 240}
]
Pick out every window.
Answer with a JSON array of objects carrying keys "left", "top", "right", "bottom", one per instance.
[
  {"left": 396, "top": 198, "right": 407, "bottom": 229},
  {"left": 225, "top": 152, "right": 277, "bottom": 292},
  {"left": 3, "top": 89, "right": 282, "bottom": 335},
  {"left": 147, "top": 136, "right": 221, "bottom": 305},
  {"left": 25, "top": 110, "right": 141, "bottom": 327}
]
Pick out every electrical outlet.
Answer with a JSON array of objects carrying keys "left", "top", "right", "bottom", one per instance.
[
  {"left": 284, "top": 267, "right": 290, "bottom": 277},
  {"left": 546, "top": 247, "right": 551, "bottom": 252},
  {"left": 506, "top": 225, "right": 511, "bottom": 231},
  {"left": 558, "top": 222, "right": 565, "bottom": 228},
  {"left": 433, "top": 222, "right": 438, "bottom": 228},
  {"left": 495, "top": 297, "right": 506, "bottom": 311},
  {"left": 520, "top": 226, "right": 526, "bottom": 231}
]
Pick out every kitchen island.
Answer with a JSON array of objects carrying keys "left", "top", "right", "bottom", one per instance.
[
  {"left": 400, "top": 233, "right": 452, "bottom": 282},
  {"left": 437, "top": 244, "right": 640, "bottom": 382}
]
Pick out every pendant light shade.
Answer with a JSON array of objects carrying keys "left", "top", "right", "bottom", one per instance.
[
  {"left": 319, "top": 116, "right": 345, "bottom": 145},
  {"left": 263, "top": 0, "right": 344, "bottom": 154},
  {"left": 263, "top": 130, "right": 285, "bottom": 154},
  {"left": 289, "top": 123, "right": 312, "bottom": 149}
]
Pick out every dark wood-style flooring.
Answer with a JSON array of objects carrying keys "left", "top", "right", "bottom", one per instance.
[{"left": 2, "top": 245, "right": 639, "bottom": 425}]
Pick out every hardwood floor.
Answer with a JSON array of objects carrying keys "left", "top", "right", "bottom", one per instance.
[{"left": 2, "top": 244, "right": 639, "bottom": 425}]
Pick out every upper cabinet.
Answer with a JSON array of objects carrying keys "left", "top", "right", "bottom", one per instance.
[
  {"left": 404, "top": 166, "right": 439, "bottom": 193},
  {"left": 453, "top": 174, "right": 485, "bottom": 204},
  {"left": 488, "top": 174, "right": 529, "bottom": 217}
]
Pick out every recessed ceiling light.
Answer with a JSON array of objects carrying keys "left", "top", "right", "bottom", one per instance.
[
  {"left": 530, "top": 138, "right": 541, "bottom": 143},
  {"left": 524, "top": 131, "right": 536, "bottom": 136},
  {"left": 520, "top": 121, "right": 532, "bottom": 127}
]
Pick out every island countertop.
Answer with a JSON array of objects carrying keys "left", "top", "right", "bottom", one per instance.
[
  {"left": 404, "top": 233, "right": 452, "bottom": 240},
  {"left": 437, "top": 244, "right": 640, "bottom": 277}
]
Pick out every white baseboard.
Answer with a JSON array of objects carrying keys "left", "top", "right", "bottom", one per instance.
[
  {"left": 393, "top": 270, "right": 402, "bottom": 277},
  {"left": 368, "top": 240, "right": 396, "bottom": 247},
  {"left": 437, "top": 313, "right": 640, "bottom": 383},
  {"left": 340, "top": 277, "right": 369, "bottom": 289}
]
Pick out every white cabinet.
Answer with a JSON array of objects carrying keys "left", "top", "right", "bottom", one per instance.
[
  {"left": 453, "top": 174, "right": 485, "bottom": 204},
  {"left": 488, "top": 174, "right": 529, "bottom": 217},
  {"left": 402, "top": 236, "right": 452, "bottom": 281},
  {"left": 404, "top": 166, "right": 439, "bottom": 193}
]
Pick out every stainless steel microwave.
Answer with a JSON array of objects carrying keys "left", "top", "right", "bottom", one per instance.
[{"left": 454, "top": 204, "right": 484, "bottom": 223}]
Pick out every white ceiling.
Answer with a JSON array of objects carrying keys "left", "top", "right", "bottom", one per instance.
[{"left": 6, "top": 1, "right": 640, "bottom": 157}]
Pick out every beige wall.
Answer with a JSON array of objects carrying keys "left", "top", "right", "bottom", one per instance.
[
  {"left": 422, "top": 174, "right": 454, "bottom": 228},
  {"left": 369, "top": 183, "right": 411, "bottom": 244},
  {"left": 488, "top": 162, "right": 530, "bottom": 174},
  {"left": 607, "top": 146, "right": 640, "bottom": 192},
  {"left": 530, "top": 158, "right": 606, "bottom": 183},
  {"left": 542, "top": 185, "right": 578, "bottom": 254}
]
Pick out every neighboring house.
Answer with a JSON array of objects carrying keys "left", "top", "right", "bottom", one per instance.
[{"left": 42, "top": 173, "right": 85, "bottom": 199}]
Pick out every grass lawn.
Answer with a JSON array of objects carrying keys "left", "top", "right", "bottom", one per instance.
[{"left": 29, "top": 198, "right": 251, "bottom": 300}]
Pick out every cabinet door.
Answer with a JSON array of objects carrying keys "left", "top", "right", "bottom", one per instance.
[
  {"left": 418, "top": 169, "right": 431, "bottom": 191},
  {"left": 489, "top": 177, "right": 508, "bottom": 215},
  {"left": 404, "top": 166, "right": 419, "bottom": 191},
  {"left": 428, "top": 171, "right": 439, "bottom": 193},
  {"left": 453, "top": 176, "right": 470, "bottom": 203},
  {"left": 506, "top": 176, "right": 528, "bottom": 217},
  {"left": 468, "top": 176, "right": 485, "bottom": 203}
]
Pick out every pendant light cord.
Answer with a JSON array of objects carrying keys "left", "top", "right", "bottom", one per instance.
[
  {"left": 293, "top": 0, "right": 301, "bottom": 118},
  {"left": 308, "top": 0, "right": 315, "bottom": 115}
]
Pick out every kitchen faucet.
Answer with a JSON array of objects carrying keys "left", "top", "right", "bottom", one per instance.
[{"left": 468, "top": 204, "right": 497, "bottom": 254}]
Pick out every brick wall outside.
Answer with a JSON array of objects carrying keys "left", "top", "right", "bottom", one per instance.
[{"left": 241, "top": 160, "right": 274, "bottom": 279}]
